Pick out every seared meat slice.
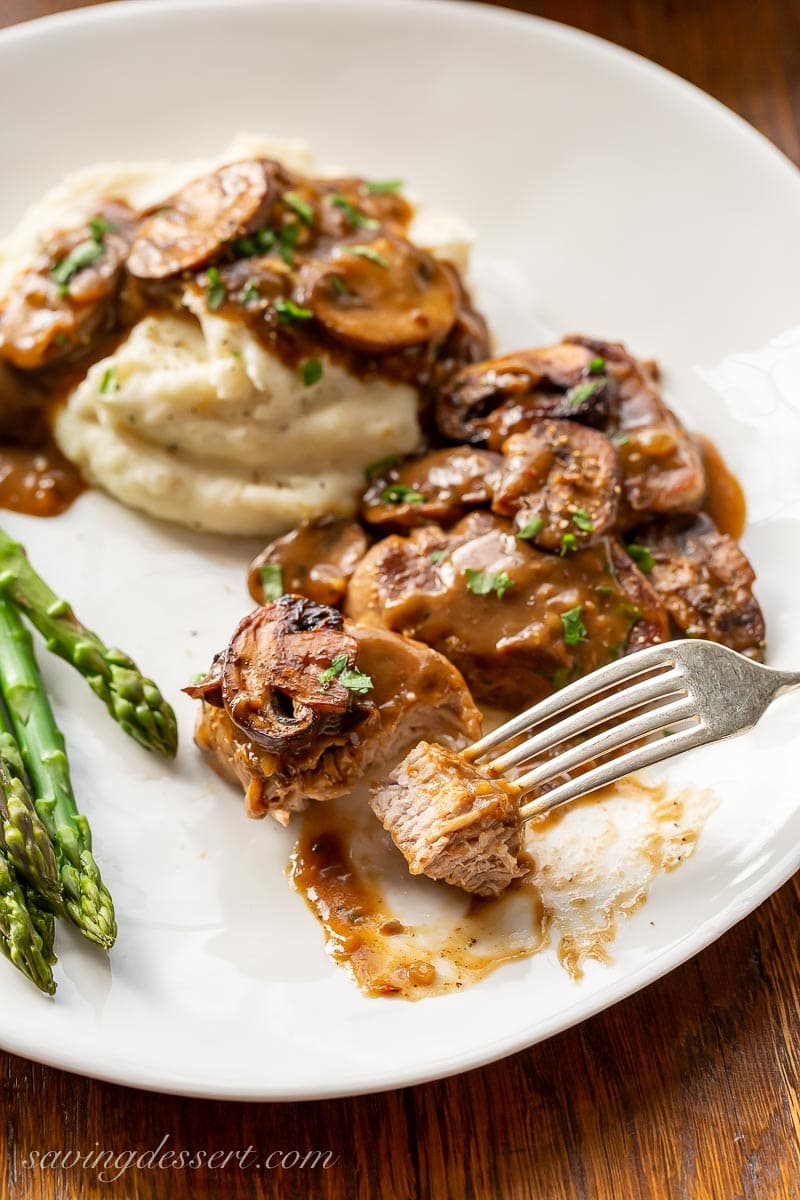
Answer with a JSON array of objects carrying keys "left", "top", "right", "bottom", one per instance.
[
  {"left": 188, "top": 610, "right": 482, "bottom": 824},
  {"left": 437, "top": 340, "right": 610, "bottom": 444},
  {"left": 634, "top": 513, "right": 766, "bottom": 658},
  {"left": 345, "top": 511, "right": 669, "bottom": 708},
  {"left": 565, "top": 335, "right": 705, "bottom": 525},
  {"left": 0, "top": 221, "right": 129, "bottom": 370},
  {"left": 127, "top": 159, "right": 282, "bottom": 279},
  {"left": 362, "top": 447, "right": 501, "bottom": 529},
  {"left": 491, "top": 420, "right": 620, "bottom": 550},
  {"left": 370, "top": 741, "right": 527, "bottom": 897},
  {"left": 248, "top": 517, "right": 368, "bottom": 608},
  {"left": 299, "top": 235, "right": 458, "bottom": 353}
]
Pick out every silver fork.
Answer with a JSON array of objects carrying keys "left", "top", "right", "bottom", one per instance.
[{"left": 462, "top": 640, "right": 800, "bottom": 822}]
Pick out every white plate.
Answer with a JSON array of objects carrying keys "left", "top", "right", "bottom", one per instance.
[{"left": 1, "top": 0, "right": 800, "bottom": 1101}]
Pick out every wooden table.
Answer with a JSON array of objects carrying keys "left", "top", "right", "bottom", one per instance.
[{"left": 2, "top": 2, "right": 799, "bottom": 1197}]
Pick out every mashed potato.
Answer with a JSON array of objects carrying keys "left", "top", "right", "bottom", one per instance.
[{"left": 0, "top": 135, "right": 474, "bottom": 536}]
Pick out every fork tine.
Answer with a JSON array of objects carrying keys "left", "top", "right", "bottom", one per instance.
[
  {"left": 487, "top": 666, "right": 686, "bottom": 774},
  {"left": 463, "top": 642, "right": 677, "bottom": 762},
  {"left": 518, "top": 723, "right": 709, "bottom": 821},
  {"left": 513, "top": 694, "right": 699, "bottom": 792}
]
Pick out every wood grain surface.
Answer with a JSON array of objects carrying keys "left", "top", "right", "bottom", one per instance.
[{"left": 1, "top": 2, "right": 799, "bottom": 1197}]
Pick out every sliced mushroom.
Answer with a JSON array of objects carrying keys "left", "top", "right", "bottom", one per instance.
[
  {"left": 607, "top": 540, "right": 672, "bottom": 653},
  {"left": 362, "top": 447, "right": 501, "bottom": 528},
  {"left": 248, "top": 517, "right": 368, "bottom": 608},
  {"left": 436, "top": 341, "right": 610, "bottom": 444},
  {"left": 491, "top": 420, "right": 620, "bottom": 550},
  {"left": 314, "top": 177, "right": 412, "bottom": 240},
  {"left": 632, "top": 514, "right": 766, "bottom": 658},
  {"left": 218, "top": 596, "right": 369, "bottom": 754},
  {"left": 0, "top": 226, "right": 128, "bottom": 370},
  {"left": 183, "top": 653, "right": 224, "bottom": 706},
  {"left": 127, "top": 159, "right": 281, "bottom": 280},
  {"left": 298, "top": 235, "right": 457, "bottom": 353}
]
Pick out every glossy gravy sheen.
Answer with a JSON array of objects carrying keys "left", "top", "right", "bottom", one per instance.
[{"left": 291, "top": 775, "right": 714, "bottom": 998}]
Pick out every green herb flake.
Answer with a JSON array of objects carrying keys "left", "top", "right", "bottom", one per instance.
[
  {"left": 274, "top": 297, "right": 313, "bottom": 324},
  {"left": 318, "top": 652, "right": 373, "bottom": 694},
  {"left": 561, "top": 605, "right": 587, "bottom": 646},
  {"left": 365, "top": 454, "right": 402, "bottom": 482},
  {"left": 430, "top": 549, "right": 447, "bottom": 564},
  {"left": 330, "top": 274, "right": 348, "bottom": 297},
  {"left": 465, "top": 568, "right": 514, "bottom": 599},
  {"left": 302, "top": 358, "right": 324, "bottom": 387},
  {"left": 589, "top": 355, "right": 606, "bottom": 375},
  {"left": 99, "top": 366, "right": 118, "bottom": 395},
  {"left": 283, "top": 192, "right": 314, "bottom": 225},
  {"left": 53, "top": 333, "right": 69, "bottom": 348},
  {"left": 571, "top": 508, "right": 595, "bottom": 532},
  {"left": 626, "top": 543, "right": 655, "bottom": 573},
  {"left": 189, "top": 672, "right": 207, "bottom": 686},
  {"left": 50, "top": 238, "right": 105, "bottom": 293},
  {"left": 240, "top": 280, "right": 260, "bottom": 305},
  {"left": 89, "top": 215, "right": 117, "bottom": 241},
  {"left": 552, "top": 666, "right": 571, "bottom": 690},
  {"left": 380, "top": 484, "right": 425, "bottom": 504},
  {"left": 567, "top": 379, "right": 606, "bottom": 407},
  {"left": 233, "top": 228, "right": 275, "bottom": 258},
  {"left": 345, "top": 245, "right": 389, "bottom": 268},
  {"left": 330, "top": 192, "right": 379, "bottom": 230},
  {"left": 279, "top": 221, "right": 299, "bottom": 268},
  {"left": 259, "top": 563, "right": 284, "bottom": 602},
  {"left": 517, "top": 516, "right": 544, "bottom": 540},
  {"left": 612, "top": 432, "right": 630, "bottom": 447},
  {"left": 206, "top": 267, "right": 226, "bottom": 311},
  {"left": 366, "top": 179, "right": 404, "bottom": 194},
  {"left": 560, "top": 532, "right": 578, "bottom": 555}
]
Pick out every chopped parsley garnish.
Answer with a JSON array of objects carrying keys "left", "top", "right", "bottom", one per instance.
[
  {"left": 279, "top": 221, "right": 299, "bottom": 268},
  {"left": 302, "top": 358, "right": 323, "bottom": 386},
  {"left": 88, "top": 215, "right": 117, "bottom": 240},
  {"left": 50, "top": 238, "right": 105, "bottom": 295},
  {"left": 365, "top": 454, "right": 402, "bottom": 481},
  {"left": 318, "top": 653, "right": 374, "bottom": 694},
  {"left": 233, "top": 228, "right": 275, "bottom": 257},
  {"left": 626, "top": 543, "right": 655, "bottom": 573},
  {"left": 283, "top": 192, "right": 314, "bottom": 225},
  {"left": 571, "top": 509, "right": 595, "bottom": 532},
  {"left": 99, "top": 366, "right": 118, "bottom": 395},
  {"left": 561, "top": 605, "right": 587, "bottom": 646},
  {"left": 567, "top": 378, "right": 606, "bottom": 407},
  {"left": 189, "top": 672, "right": 207, "bottom": 686},
  {"left": 366, "top": 179, "right": 404, "bottom": 194},
  {"left": 552, "top": 666, "right": 571, "bottom": 690},
  {"left": 240, "top": 280, "right": 260, "bottom": 305},
  {"left": 259, "top": 563, "right": 284, "bottom": 602},
  {"left": 330, "top": 274, "right": 348, "bottom": 297},
  {"left": 589, "top": 355, "right": 606, "bottom": 375},
  {"left": 465, "top": 568, "right": 513, "bottom": 599},
  {"left": 330, "top": 193, "right": 379, "bottom": 230},
  {"left": 430, "top": 549, "right": 447, "bottom": 564},
  {"left": 380, "top": 484, "right": 425, "bottom": 504},
  {"left": 274, "top": 297, "right": 313, "bottom": 323},
  {"left": 560, "top": 532, "right": 578, "bottom": 555},
  {"left": 611, "top": 432, "right": 630, "bottom": 447},
  {"left": 53, "top": 333, "right": 69, "bottom": 348},
  {"left": 517, "top": 516, "right": 544, "bottom": 540},
  {"left": 345, "top": 245, "right": 389, "bottom": 268},
  {"left": 206, "top": 267, "right": 226, "bottom": 310}
]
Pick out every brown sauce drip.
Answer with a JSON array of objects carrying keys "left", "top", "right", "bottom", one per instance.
[
  {"left": 695, "top": 434, "right": 746, "bottom": 539},
  {"left": 290, "top": 776, "right": 714, "bottom": 998},
  {"left": 0, "top": 438, "right": 84, "bottom": 517}
]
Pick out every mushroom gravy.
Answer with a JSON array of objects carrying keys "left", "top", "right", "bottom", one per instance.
[{"left": 290, "top": 774, "right": 715, "bottom": 998}]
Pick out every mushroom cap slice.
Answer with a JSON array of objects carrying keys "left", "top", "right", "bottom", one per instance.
[
  {"left": 299, "top": 236, "right": 457, "bottom": 353},
  {"left": 362, "top": 447, "right": 501, "bottom": 528},
  {"left": 127, "top": 159, "right": 279, "bottom": 280},
  {"left": 248, "top": 517, "right": 368, "bottom": 608},
  {"left": 221, "top": 595, "right": 367, "bottom": 753},
  {"left": 492, "top": 420, "right": 620, "bottom": 550}
]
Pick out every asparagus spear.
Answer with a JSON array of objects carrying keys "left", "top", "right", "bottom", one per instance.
[
  {"left": 0, "top": 705, "right": 61, "bottom": 903},
  {"left": 0, "top": 528, "right": 177, "bottom": 759},
  {"left": 25, "top": 890, "right": 57, "bottom": 967},
  {"left": 0, "top": 595, "right": 116, "bottom": 949},
  {"left": 0, "top": 848, "right": 56, "bottom": 994}
]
